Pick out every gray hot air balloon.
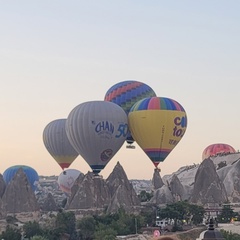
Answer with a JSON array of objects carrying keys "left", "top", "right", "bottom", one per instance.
[
  {"left": 66, "top": 101, "right": 128, "bottom": 175},
  {"left": 43, "top": 119, "right": 79, "bottom": 170}
]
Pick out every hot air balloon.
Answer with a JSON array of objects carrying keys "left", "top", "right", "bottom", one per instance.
[
  {"left": 202, "top": 143, "right": 236, "bottom": 160},
  {"left": 128, "top": 97, "right": 187, "bottom": 170},
  {"left": 43, "top": 119, "right": 79, "bottom": 170},
  {"left": 66, "top": 101, "right": 128, "bottom": 175},
  {"left": 104, "top": 80, "right": 156, "bottom": 148},
  {"left": 3, "top": 165, "right": 39, "bottom": 191},
  {"left": 57, "top": 169, "right": 82, "bottom": 195}
]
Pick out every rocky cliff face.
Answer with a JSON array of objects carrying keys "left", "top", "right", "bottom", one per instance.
[
  {"left": 190, "top": 158, "right": 228, "bottom": 205},
  {"left": 1, "top": 168, "right": 39, "bottom": 213},
  {"left": 218, "top": 159, "right": 240, "bottom": 202}
]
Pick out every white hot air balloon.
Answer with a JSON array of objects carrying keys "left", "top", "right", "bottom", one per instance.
[
  {"left": 66, "top": 101, "right": 128, "bottom": 175},
  {"left": 57, "top": 169, "right": 82, "bottom": 195},
  {"left": 43, "top": 119, "right": 79, "bottom": 170}
]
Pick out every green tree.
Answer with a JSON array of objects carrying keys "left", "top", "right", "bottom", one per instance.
[
  {"left": 139, "top": 207, "right": 156, "bottom": 227},
  {"left": 31, "top": 236, "right": 49, "bottom": 240},
  {"left": 77, "top": 215, "right": 96, "bottom": 240},
  {"left": 41, "top": 228, "right": 61, "bottom": 240},
  {"left": 138, "top": 190, "right": 153, "bottom": 202},
  {"left": 159, "top": 201, "right": 205, "bottom": 228},
  {"left": 218, "top": 204, "right": 237, "bottom": 223},
  {"left": 0, "top": 225, "right": 22, "bottom": 240},
  {"left": 94, "top": 223, "right": 117, "bottom": 240},
  {"left": 55, "top": 211, "right": 77, "bottom": 239},
  {"left": 189, "top": 204, "right": 205, "bottom": 225},
  {"left": 23, "top": 221, "right": 43, "bottom": 238},
  {"left": 108, "top": 207, "right": 137, "bottom": 235}
]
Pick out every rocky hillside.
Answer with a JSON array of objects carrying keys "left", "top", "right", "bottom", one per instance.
[
  {"left": 0, "top": 153, "right": 239, "bottom": 215},
  {"left": 156, "top": 152, "right": 240, "bottom": 206}
]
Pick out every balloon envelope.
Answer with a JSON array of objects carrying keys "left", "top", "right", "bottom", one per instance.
[
  {"left": 202, "top": 143, "right": 236, "bottom": 160},
  {"left": 66, "top": 101, "right": 128, "bottom": 174},
  {"left": 128, "top": 97, "right": 187, "bottom": 168},
  {"left": 104, "top": 80, "right": 156, "bottom": 146},
  {"left": 57, "top": 169, "right": 82, "bottom": 195},
  {"left": 3, "top": 165, "right": 39, "bottom": 191},
  {"left": 43, "top": 119, "right": 79, "bottom": 170}
]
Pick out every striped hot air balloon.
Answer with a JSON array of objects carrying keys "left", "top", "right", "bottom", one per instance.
[
  {"left": 128, "top": 96, "right": 187, "bottom": 170},
  {"left": 43, "top": 119, "right": 79, "bottom": 170},
  {"left": 104, "top": 80, "right": 156, "bottom": 148}
]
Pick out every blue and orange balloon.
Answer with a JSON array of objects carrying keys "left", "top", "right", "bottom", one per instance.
[
  {"left": 128, "top": 97, "right": 187, "bottom": 169},
  {"left": 104, "top": 80, "right": 156, "bottom": 147}
]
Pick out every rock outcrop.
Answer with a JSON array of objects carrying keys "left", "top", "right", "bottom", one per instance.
[
  {"left": 41, "top": 193, "right": 59, "bottom": 212},
  {"left": 152, "top": 168, "right": 164, "bottom": 190},
  {"left": 169, "top": 174, "right": 187, "bottom": 201},
  {"left": 66, "top": 172, "right": 110, "bottom": 210},
  {"left": 66, "top": 162, "right": 140, "bottom": 212},
  {"left": 190, "top": 158, "right": 228, "bottom": 205},
  {"left": 1, "top": 168, "right": 39, "bottom": 213},
  {"left": 150, "top": 185, "right": 173, "bottom": 204},
  {"left": 0, "top": 198, "right": 6, "bottom": 219},
  {"left": 218, "top": 159, "right": 240, "bottom": 202},
  {"left": 106, "top": 162, "right": 140, "bottom": 213},
  {"left": 0, "top": 174, "right": 6, "bottom": 198}
]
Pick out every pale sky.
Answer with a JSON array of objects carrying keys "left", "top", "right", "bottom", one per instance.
[{"left": 1, "top": 1, "right": 240, "bottom": 180}]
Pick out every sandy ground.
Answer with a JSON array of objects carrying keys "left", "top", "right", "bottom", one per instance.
[{"left": 218, "top": 222, "right": 240, "bottom": 235}]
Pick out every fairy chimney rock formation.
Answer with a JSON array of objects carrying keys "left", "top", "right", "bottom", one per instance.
[
  {"left": 190, "top": 158, "right": 228, "bottom": 205},
  {"left": 1, "top": 168, "right": 39, "bottom": 213}
]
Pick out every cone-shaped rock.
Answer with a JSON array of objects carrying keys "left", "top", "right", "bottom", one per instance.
[
  {"left": 0, "top": 174, "right": 6, "bottom": 198},
  {"left": 190, "top": 158, "right": 228, "bottom": 205},
  {"left": 41, "top": 193, "right": 59, "bottom": 212},
  {"left": 66, "top": 172, "right": 110, "bottom": 209},
  {"left": 0, "top": 198, "right": 6, "bottom": 219},
  {"left": 106, "top": 162, "right": 140, "bottom": 213},
  {"left": 169, "top": 174, "right": 187, "bottom": 201},
  {"left": 150, "top": 185, "right": 174, "bottom": 204},
  {"left": 2, "top": 168, "right": 39, "bottom": 213},
  {"left": 152, "top": 168, "right": 164, "bottom": 190}
]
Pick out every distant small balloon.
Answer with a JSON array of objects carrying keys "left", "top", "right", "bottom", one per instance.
[
  {"left": 202, "top": 143, "right": 236, "bottom": 160},
  {"left": 57, "top": 169, "right": 82, "bottom": 195}
]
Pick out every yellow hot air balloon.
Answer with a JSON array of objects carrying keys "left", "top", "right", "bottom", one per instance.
[{"left": 128, "top": 97, "right": 187, "bottom": 170}]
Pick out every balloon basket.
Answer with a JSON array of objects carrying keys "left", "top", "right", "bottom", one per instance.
[
  {"left": 93, "top": 174, "right": 103, "bottom": 179},
  {"left": 126, "top": 145, "right": 136, "bottom": 149}
]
